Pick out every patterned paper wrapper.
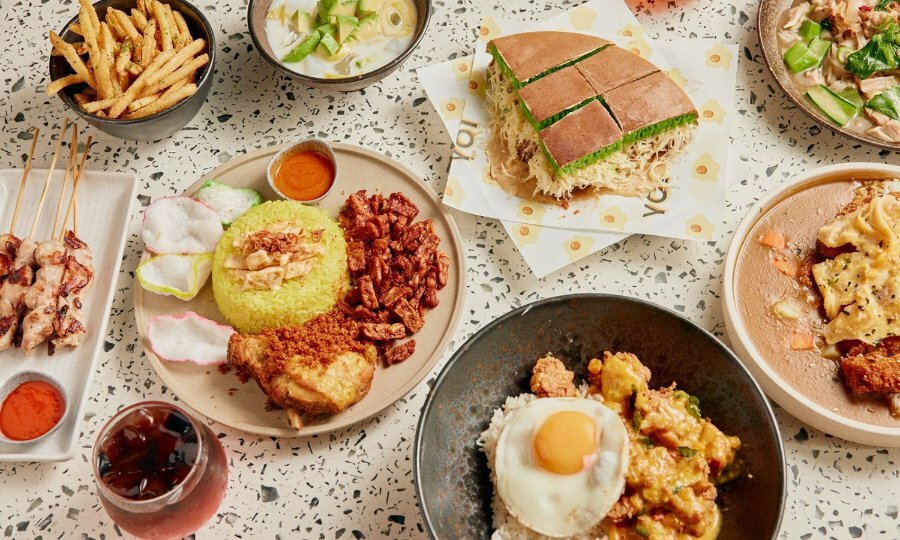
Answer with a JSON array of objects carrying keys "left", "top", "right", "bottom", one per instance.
[{"left": 418, "top": 0, "right": 737, "bottom": 277}]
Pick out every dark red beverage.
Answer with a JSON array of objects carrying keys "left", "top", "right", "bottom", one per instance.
[{"left": 92, "top": 402, "right": 228, "bottom": 540}]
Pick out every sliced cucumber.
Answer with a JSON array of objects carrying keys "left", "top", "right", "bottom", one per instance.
[
  {"left": 784, "top": 38, "right": 831, "bottom": 73},
  {"left": 808, "top": 38, "right": 831, "bottom": 67},
  {"left": 807, "top": 85, "right": 858, "bottom": 126},
  {"left": 836, "top": 87, "right": 864, "bottom": 112},
  {"left": 799, "top": 20, "right": 822, "bottom": 44},
  {"left": 319, "top": 32, "right": 341, "bottom": 55},
  {"left": 282, "top": 30, "right": 322, "bottom": 63}
]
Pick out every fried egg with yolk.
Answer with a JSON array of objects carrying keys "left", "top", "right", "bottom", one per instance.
[{"left": 493, "top": 397, "right": 629, "bottom": 538}]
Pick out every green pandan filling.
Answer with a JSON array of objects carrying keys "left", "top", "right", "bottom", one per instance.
[
  {"left": 621, "top": 112, "right": 698, "bottom": 146},
  {"left": 521, "top": 95, "right": 601, "bottom": 132},
  {"left": 488, "top": 44, "right": 523, "bottom": 88},
  {"left": 543, "top": 137, "right": 625, "bottom": 175}
]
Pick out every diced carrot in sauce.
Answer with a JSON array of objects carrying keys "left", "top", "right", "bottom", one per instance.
[
  {"left": 789, "top": 332, "right": 814, "bottom": 350},
  {"left": 759, "top": 230, "right": 786, "bottom": 250},
  {"left": 772, "top": 256, "right": 797, "bottom": 277}
]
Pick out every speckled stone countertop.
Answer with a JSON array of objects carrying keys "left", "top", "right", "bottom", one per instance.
[{"left": 0, "top": 0, "right": 897, "bottom": 538}]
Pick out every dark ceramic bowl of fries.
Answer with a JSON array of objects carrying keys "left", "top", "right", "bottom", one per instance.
[
  {"left": 247, "top": 0, "right": 432, "bottom": 92},
  {"left": 48, "top": 0, "right": 215, "bottom": 141}
]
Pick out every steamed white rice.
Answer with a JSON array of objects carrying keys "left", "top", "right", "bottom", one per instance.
[{"left": 476, "top": 392, "right": 610, "bottom": 540}]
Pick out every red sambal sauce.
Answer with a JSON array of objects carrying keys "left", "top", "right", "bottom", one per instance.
[
  {"left": 273, "top": 150, "right": 335, "bottom": 201},
  {"left": 0, "top": 380, "right": 65, "bottom": 441}
]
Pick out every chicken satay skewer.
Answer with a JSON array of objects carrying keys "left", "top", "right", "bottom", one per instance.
[
  {"left": 51, "top": 129, "right": 78, "bottom": 241},
  {"left": 1, "top": 127, "right": 41, "bottom": 283},
  {"left": 0, "top": 120, "right": 71, "bottom": 352},
  {"left": 51, "top": 138, "right": 95, "bottom": 353}
]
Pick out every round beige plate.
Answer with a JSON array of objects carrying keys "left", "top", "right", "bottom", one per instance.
[{"left": 135, "top": 143, "right": 466, "bottom": 437}]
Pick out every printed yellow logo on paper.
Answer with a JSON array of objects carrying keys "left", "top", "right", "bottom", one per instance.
[
  {"left": 698, "top": 100, "right": 726, "bottom": 125},
  {"left": 518, "top": 202, "right": 546, "bottom": 222},
  {"left": 624, "top": 38, "right": 651, "bottom": 59},
  {"left": 616, "top": 24, "right": 644, "bottom": 39},
  {"left": 568, "top": 6, "right": 598, "bottom": 30},
  {"left": 691, "top": 154, "right": 720, "bottom": 182},
  {"left": 444, "top": 177, "right": 465, "bottom": 206},
  {"left": 563, "top": 235, "right": 595, "bottom": 262},
  {"left": 598, "top": 206, "right": 628, "bottom": 231},
  {"left": 705, "top": 44, "right": 733, "bottom": 70},
  {"left": 452, "top": 58, "right": 472, "bottom": 81},
  {"left": 665, "top": 68, "right": 688, "bottom": 89},
  {"left": 467, "top": 69, "right": 487, "bottom": 97},
  {"left": 686, "top": 214, "right": 715, "bottom": 240},
  {"left": 479, "top": 16, "right": 501, "bottom": 42},
  {"left": 511, "top": 224, "right": 541, "bottom": 246},
  {"left": 440, "top": 98, "right": 465, "bottom": 120}
]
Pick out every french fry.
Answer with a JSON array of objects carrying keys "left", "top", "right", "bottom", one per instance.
[
  {"left": 78, "top": 0, "right": 101, "bottom": 38},
  {"left": 159, "top": 76, "right": 189, "bottom": 99},
  {"left": 106, "top": 13, "right": 126, "bottom": 41},
  {"left": 128, "top": 92, "right": 162, "bottom": 112},
  {"left": 172, "top": 11, "right": 192, "bottom": 43},
  {"left": 112, "top": 8, "right": 142, "bottom": 46},
  {"left": 108, "top": 48, "right": 176, "bottom": 117},
  {"left": 141, "top": 19, "right": 157, "bottom": 67},
  {"left": 163, "top": 4, "right": 182, "bottom": 48},
  {"left": 131, "top": 9, "right": 148, "bottom": 32},
  {"left": 49, "top": 30, "right": 96, "bottom": 89},
  {"left": 51, "top": 42, "right": 87, "bottom": 56},
  {"left": 115, "top": 45, "right": 132, "bottom": 75},
  {"left": 140, "top": 53, "right": 207, "bottom": 97},
  {"left": 137, "top": 0, "right": 147, "bottom": 16},
  {"left": 101, "top": 22, "right": 119, "bottom": 96},
  {"left": 144, "top": 38, "right": 205, "bottom": 87},
  {"left": 47, "top": 74, "right": 84, "bottom": 96},
  {"left": 119, "top": 72, "right": 129, "bottom": 91},
  {"left": 68, "top": 23, "right": 83, "bottom": 36},
  {"left": 124, "top": 82, "right": 195, "bottom": 119},
  {"left": 82, "top": 97, "right": 118, "bottom": 113},
  {"left": 126, "top": 62, "right": 144, "bottom": 76},
  {"left": 74, "top": 92, "right": 91, "bottom": 105},
  {"left": 153, "top": 1, "right": 174, "bottom": 50},
  {"left": 80, "top": 7, "right": 113, "bottom": 99}
]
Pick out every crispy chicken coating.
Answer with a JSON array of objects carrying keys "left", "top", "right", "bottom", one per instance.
[{"left": 530, "top": 354, "right": 577, "bottom": 398}]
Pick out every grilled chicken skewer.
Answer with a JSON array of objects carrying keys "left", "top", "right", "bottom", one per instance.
[
  {"left": 0, "top": 128, "right": 40, "bottom": 285},
  {"left": 20, "top": 130, "right": 81, "bottom": 354},
  {"left": 0, "top": 120, "right": 70, "bottom": 352}
]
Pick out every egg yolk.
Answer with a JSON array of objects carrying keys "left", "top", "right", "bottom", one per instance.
[{"left": 532, "top": 411, "right": 597, "bottom": 475}]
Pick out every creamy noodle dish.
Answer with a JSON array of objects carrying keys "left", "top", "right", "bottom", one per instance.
[
  {"left": 780, "top": 0, "right": 900, "bottom": 142},
  {"left": 265, "top": 0, "right": 417, "bottom": 79}
]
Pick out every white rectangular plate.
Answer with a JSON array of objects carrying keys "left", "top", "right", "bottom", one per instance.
[{"left": 0, "top": 168, "right": 136, "bottom": 461}]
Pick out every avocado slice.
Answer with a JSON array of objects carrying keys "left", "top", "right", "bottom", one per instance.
[
  {"left": 352, "top": 13, "right": 379, "bottom": 41},
  {"left": 282, "top": 30, "right": 322, "bottom": 63},
  {"left": 316, "top": 0, "right": 338, "bottom": 25},
  {"left": 290, "top": 10, "right": 312, "bottom": 34},
  {"left": 357, "top": 0, "right": 383, "bottom": 15},
  {"left": 333, "top": 0, "right": 358, "bottom": 18},
  {"left": 335, "top": 15, "right": 359, "bottom": 43},
  {"left": 319, "top": 32, "right": 341, "bottom": 56}
]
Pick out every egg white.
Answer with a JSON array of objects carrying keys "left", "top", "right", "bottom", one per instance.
[{"left": 493, "top": 397, "right": 629, "bottom": 538}]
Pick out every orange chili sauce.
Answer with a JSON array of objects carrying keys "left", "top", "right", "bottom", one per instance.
[
  {"left": 273, "top": 150, "right": 335, "bottom": 201},
  {"left": 0, "top": 380, "right": 65, "bottom": 441}
]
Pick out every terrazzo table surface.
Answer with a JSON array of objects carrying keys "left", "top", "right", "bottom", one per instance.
[{"left": 1, "top": 0, "right": 898, "bottom": 538}]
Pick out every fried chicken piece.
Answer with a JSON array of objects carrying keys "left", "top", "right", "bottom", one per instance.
[
  {"left": 841, "top": 354, "right": 900, "bottom": 395},
  {"left": 227, "top": 312, "right": 377, "bottom": 428},
  {"left": 530, "top": 354, "right": 577, "bottom": 398}
]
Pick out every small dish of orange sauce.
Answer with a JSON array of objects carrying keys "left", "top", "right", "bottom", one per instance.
[
  {"left": 268, "top": 139, "right": 337, "bottom": 203},
  {"left": 0, "top": 372, "right": 67, "bottom": 444}
]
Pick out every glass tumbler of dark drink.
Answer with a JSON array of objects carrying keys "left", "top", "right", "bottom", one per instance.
[{"left": 91, "top": 401, "right": 229, "bottom": 539}]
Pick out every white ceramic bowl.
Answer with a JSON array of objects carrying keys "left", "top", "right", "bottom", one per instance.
[
  {"left": 723, "top": 162, "right": 900, "bottom": 447},
  {"left": 0, "top": 371, "right": 70, "bottom": 445}
]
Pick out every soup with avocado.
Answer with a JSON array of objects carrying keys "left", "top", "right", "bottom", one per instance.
[{"left": 265, "top": 0, "right": 417, "bottom": 79}]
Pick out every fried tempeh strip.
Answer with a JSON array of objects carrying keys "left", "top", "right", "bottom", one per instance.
[
  {"left": 153, "top": 0, "right": 174, "bottom": 50},
  {"left": 108, "top": 48, "right": 176, "bottom": 117},
  {"left": 124, "top": 82, "right": 196, "bottom": 119},
  {"left": 49, "top": 31, "right": 96, "bottom": 89},
  {"left": 140, "top": 53, "right": 206, "bottom": 97},
  {"left": 172, "top": 10, "right": 192, "bottom": 43},
  {"left": 144, "top": 38, "right": 204, "bottom": 87},
  {"left": 47, "top": 74, "right": 84, "bottom": 96}
]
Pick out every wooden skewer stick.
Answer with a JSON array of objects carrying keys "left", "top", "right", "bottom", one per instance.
[
  {"left": 61, "top": 136, "right": 93, "bottom": 239},
  {"left": 52, "top": 127, "right": 79, "bottom": 240},
  {"left": 8, "top": 127, "right": 41, "bottom": 235},
  {"left": 30, "top": 118, "right": 71, "bottom": 239}
]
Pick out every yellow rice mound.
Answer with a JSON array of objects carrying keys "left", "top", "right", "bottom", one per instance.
[{"left": 212, "top": 200, "right": 349, "bottom": 333}]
